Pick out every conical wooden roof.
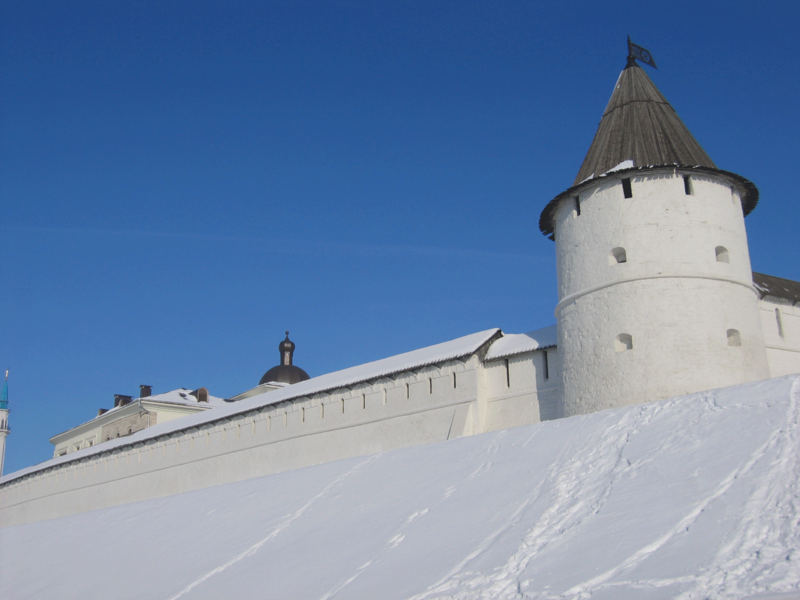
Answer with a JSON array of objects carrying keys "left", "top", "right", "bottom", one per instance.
[
  {"left": 539, "top": 59, "right": 759, "bottom": 240},
  {"left": 574, "top": 61, "right": 716, "bottom": 184}
]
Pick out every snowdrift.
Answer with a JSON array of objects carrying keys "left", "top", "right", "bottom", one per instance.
[{"left": 1, "top": 375, "right": 798, "bottom": 600}]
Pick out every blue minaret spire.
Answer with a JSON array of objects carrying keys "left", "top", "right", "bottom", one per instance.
[{"left": 0, "top": 370, "right": 8, "bottom": 409}]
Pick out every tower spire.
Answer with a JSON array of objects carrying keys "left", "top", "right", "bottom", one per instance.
[
  {"left": 540, "top": 49, "right": 759, "bottom": 240},
  {"left": 0, "top": 369, "right": 9, "bottom": 476},
  {"left": 573, "top": 59, "right": 713, "bottom": 186},
  {"left": 626, "top": 35, "right": 637, "bottom": 68},
  {"left": 0, "top": 370, "right": 7, "bottom": 410},
  {"left": 258, "top": 332, "right": 310, "bottom": 386}
]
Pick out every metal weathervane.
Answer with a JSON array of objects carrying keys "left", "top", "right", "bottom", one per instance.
[{"left": 627, "top": 36, "right": 657, "bottom": 69}]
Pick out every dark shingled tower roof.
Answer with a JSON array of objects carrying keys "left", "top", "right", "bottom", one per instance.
[
  {"left": 539, "top": 56, "right": 759, "bottom": 240},
  {"left": 573, "top": 60, "right": 716, "bottom": 185}
]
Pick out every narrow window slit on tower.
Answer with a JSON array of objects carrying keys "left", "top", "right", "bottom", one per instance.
[
  {"left": 776, "top": 309, "right": 785, "bottom": 338},
  {"left": 622, "top": 178, "right": 633, "bottom": 198},
  {"left": 405, "top": 383, "right": 409, "bottom": 399},
  {"left": 362, "top": 393, "right": 366, "bottom": 409},
  {"left": 727, "top": 329, "right": 741, "bottom": 347},
  {"left": 683, "top": 175, "right": 694, "bottom": 195},
  {"left": 428, "top": 378, "right": 433, "bottom": 394},
  {"left": 505, "top": 359, "right": 510, "bottom": 388},
  {"left": 543, "top": 351, "right": 549, "bottom": 380},
  {"left": 575, "top": 196, "right": 581, "bottom": 216},
  {"left": 715, "top": 246, "right": 729, "bottom": 263},
  {"left": 610, "top": 247, "right": 627, "bottom": 264},
  {"left": 452, "top": 372, "right": 457, "bottom": 388}
]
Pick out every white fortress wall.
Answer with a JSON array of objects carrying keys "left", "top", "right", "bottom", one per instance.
[
  {"left": 482, "top": 349, "right": 561, "bottom": 429},
  {"left": 554, "top": 169, "right": 770, "bottom": 415},
  {"left": 759, "top": 295, "right": 800, "bottom": 377},
  {"left": 0, "top": 328, "right": 562, "bottom": 527},
  {"left": 0, "top": 357, "right": 480, "bottom": 526},
  {"left": 479, "top": 325, "right": 560, "bottom": 430}
]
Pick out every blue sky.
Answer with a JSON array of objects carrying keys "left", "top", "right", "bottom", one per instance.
[{"left": 2, "top": 1, "right": 798, "bottom": 473}]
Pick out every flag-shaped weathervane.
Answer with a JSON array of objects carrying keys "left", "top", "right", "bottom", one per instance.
[{"left": 627, "top": 36, "right": 657, "bottom": 69}]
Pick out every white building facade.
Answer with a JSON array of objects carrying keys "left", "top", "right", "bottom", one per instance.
[{"left": 49, "top": 388, "right": 231, "bottom": 458}]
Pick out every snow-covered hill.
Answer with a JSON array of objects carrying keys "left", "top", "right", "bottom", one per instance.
[{"left": 1, "top": 375, "right": 798, "bottom": 600}]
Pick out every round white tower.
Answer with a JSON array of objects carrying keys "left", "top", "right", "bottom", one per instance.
[
  {"left": 539, "top": 55, "right": 769, "bottom": 417},
  {"left": 0, "top": 371, "right": 9, "bottom": 476}
]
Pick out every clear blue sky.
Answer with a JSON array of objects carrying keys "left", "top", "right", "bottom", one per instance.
[{"left": 2, "top": 1, "right": 798, "bottom": 473}]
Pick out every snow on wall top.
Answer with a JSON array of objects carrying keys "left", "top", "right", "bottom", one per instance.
[
  {"left": 230, "top": 328, "right": 501, "bottom": 403},
  {"left": 0, "top": 328, "right": 500, "bottom": 485},
  {"left": 484, "top": 325, "right": 557, "bottom": 361},
  {"left": 3, "top": 375, "right": 798, "bottom": 599}
]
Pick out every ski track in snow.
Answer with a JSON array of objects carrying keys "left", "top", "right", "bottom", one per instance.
[
  {"left": 317, "top": 509, "right": 423, "bottom": 600},
  {"left": 406, "top": 402, "right": 656, "bottom": 600},
  {"left": 561, "top": 378, "right": 800, "bottom": 600},
  {"left": 558, "top": 378, "right": 800, "bottom": 600},
  {"left": 404, "top": 381, "right": 800, "bottom": 600},
  {"left": 165, "top": 453, "right": 382, "bottom": 600},
  {"left": 673, "top": 377, "right": 800, "bottom": 600},
  {"left": 319, "top": 433, "right": 509, "bottom": 600}
]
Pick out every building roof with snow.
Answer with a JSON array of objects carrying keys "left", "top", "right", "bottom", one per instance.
[
  {"left": 753, "top": 272, "right": 800, "bottom": 305},
  {"left": 232, "top": 328, "right": 502, "bottom": 403}
]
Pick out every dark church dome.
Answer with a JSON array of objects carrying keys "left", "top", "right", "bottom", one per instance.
[{"left": 259, "top": 332, "right": 310, "bottom": 385}]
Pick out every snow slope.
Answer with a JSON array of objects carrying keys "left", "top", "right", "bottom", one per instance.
[{"left": 1, "top": 375, "right": 798, "bottom": 600}]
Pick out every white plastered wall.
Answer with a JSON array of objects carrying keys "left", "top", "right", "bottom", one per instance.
[
  {"left": 481, "top": 349, "right": 561, "bottom": 430},
  {"left": 759, "top": 296, "right": 800, "bottom": 377},
  {"left": 553, "top": 169, "right": 770, "bottom": 415}
]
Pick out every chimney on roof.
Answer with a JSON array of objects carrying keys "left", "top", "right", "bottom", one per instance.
[
  {"left": 114, "top": 394, "right": 133, "bottom": 408},
  {"left": 192, "top": 387, "right": 209, "bottom": 403},
  {"left": 97, "top": 408, "right": 108, "bottom": 417},
  {"left": 139, "top": 384, "right": 152, "bottom": 398}
]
